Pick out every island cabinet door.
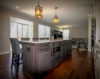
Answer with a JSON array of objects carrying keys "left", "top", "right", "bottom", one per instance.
[
  {"left": 61, "top": 44, "right": 65, "bottom": 58},
  {"left": 68, "top": 40, "right": 72, "bottom": 56},
  {"left": 22, "top": 44, "right": 36, "bottom": 72},
  {"left": 37, "top": 49, "right": 52, "bottom": 73},
  {"left": 61, "top": 42, "right": 67, "bottom": 59},
  {"left": 66, "top": 40, "right": 72, "bottom": 56}
]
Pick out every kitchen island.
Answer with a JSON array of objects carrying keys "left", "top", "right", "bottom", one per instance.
[{"left": 20, "top": 39, "right": 72, "bottom": 74}]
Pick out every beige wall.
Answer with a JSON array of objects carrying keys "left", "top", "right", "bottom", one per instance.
[
  {"left": 0, "top": 10, "right": 10, "bottom": 53},
  {"left": 68, "top": 26, "right": 88, "bottom": 39},
  {"left": 0, "top": 7, "right": 58, "bottom": 53}
]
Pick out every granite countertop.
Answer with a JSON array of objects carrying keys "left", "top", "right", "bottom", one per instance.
[{"left": 19, "top": 39, "right": 70, "bottom": 44}]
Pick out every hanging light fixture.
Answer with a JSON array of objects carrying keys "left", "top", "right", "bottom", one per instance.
[
  {"left": 35, "top": 0, "right": 43, "bottom": 18},
  {"left": 53, "top": 7, "right": 59, "bottom": 24}
]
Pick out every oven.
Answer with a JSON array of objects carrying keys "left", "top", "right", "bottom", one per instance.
[
  {"left": 52, "top": 42, "right": 61, "bottom": 55},
  {"left": 51, "top": 42, "right": 61, "bottom": 66}
]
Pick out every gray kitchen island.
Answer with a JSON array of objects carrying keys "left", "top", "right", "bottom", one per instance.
[{"left": 20, "top": 40, "right": 72, "bottom": 74}]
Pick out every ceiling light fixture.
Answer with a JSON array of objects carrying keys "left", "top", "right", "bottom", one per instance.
[
  {"left": 53, "top": 7, "right": 59, "bottom": 24},
  {"left": 35, "top": 0, "right": 43, "bottom": 18}
]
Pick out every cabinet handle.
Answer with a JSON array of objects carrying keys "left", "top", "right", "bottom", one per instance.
[
  {"left": 44, "top": 49, "right": 50, "bottom": 51},
  {"left": 39, "top": 49, "right": 50, "bottom": 52},
  {"left": 26, "top": 48, "right": 31, "bottom": 52},
  {"left": 40, "top": 44, "right": 50, "bottom": 47}
]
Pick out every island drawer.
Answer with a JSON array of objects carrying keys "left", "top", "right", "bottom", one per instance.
[{"left": 37, "top": 43, "right": 52, "bottom": 50}]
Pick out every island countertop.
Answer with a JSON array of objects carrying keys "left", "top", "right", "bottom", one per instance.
[{"left": 19, "top": 39, "right": 71, "bottom": 44}]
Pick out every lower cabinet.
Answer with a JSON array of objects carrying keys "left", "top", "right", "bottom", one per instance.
[
  {"left": 66, "top": 40, "right": 72, "bottom": 56},
  {"left": 22, "top": 40, "right": 72, "bottom": 74},
  {"left": 36, "top": 43, "right": 52, "bottom": 73},
  {"left": 61, "top": 40, "right": 72, "bottom": 59},
  {"left": 51, "top": 52, "right": 61, "bottom": 67},
  {"left": 23, "top": 44, "right": 36, "bottom": 72},
  {"left": 37, "top": 50, "right": 51, "bottom": 73},
  {"left": 61, "top": 41, "right": 66, "bottom": 59}
]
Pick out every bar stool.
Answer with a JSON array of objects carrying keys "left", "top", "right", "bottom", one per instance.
[{"left": 10, "top": 38, "right": 23, "bottom": 72}]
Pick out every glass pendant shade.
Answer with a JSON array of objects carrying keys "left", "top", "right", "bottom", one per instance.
[
  {"left": 35, "top": 3, "right": 43, "bottom": 18},
  {"left": 53, "top": 16, "right": 59, "bottom": 24},
  {"left": 53, "top": 7, "right": 59, "bottom": 24}
]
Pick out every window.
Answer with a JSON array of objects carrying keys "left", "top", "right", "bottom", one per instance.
[
  {"left": 23, "top": 24, "right": 29, "bottom": 38},
  {"left": 63, "top": 30, "right": 69, "bottom": 40},
  {"left": 18, "top": 24, "right": 23, "bottom": 38},
  {"left": 10, "top": 21, "right": 17, "bottom": 38},
  {"left": 45, "top": 26, "right": 50, "bottom": 38},
  {"left": 10, "top": 17, "right": 33, "bottom": 39},
  {"left": 38, "top": 24, "right": 50, "bottom": 38}
]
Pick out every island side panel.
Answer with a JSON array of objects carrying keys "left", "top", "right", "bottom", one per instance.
[{"left": 22, "top": 43, "right": 36, "bottom": 73}]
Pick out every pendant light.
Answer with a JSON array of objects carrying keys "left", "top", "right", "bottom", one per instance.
[
  {"left": 53, "top": 7, "right": 59, "bottom": 24},
  {"left": 35, "top": 0, "right": 43, "bottom": 18}
]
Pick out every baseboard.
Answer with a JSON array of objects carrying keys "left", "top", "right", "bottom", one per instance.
[{"left": 0, "top": 51, "right": 11, "bottom": 55}]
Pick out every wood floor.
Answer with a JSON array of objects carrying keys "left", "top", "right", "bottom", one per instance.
[{"left": 0, "top": 49, "right": 95, "bottom": 79}]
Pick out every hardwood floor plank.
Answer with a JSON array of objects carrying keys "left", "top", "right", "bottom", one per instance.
[{"left": 44, "top": 49, "right": 95, "bottom": 79}]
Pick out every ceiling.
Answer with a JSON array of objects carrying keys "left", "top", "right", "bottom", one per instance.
[{"left": 0, "top": 0, "right": 94, "bottom": 27}]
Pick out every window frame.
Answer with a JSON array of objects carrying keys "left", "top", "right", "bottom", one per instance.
[
  {"left": 10, "top": 20, "right": 32, "bottom": 38},
  {"left": 38, "top": 24, "right": 50, "bottom": 39},
  {"left": 63, "top": 30, "right": 69, "bottom": 40}
]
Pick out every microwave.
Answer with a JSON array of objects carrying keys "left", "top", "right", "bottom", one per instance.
[{"left": 51, "top": 30, "right": 63, "bottom": 39}]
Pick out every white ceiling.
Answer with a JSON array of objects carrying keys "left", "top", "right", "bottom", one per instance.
[{"left": 0, "top": 0, "right": 94, "bottom": 27}]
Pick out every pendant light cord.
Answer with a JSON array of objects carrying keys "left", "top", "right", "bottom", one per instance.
[
  {"left": 38, "top": 0, "right": 39, "bottom": 5},
  {"left": 32, "top": 0, "right": 35, "bottom": 5},
  {"left": 55, "top": 7, "right": 58, "bottom": 17}
]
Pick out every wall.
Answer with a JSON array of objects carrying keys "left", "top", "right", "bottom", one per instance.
[
  {"left": 0, "top": 11, "right": 1, "bottom": 52},
  {"left": 0, "top": 10, "right": 10, "bottom": 53},
  {"left": 95, "top": 0, "right": 100, "bottom": 42},
  {"left": 0, "top": 6, "right": 58, "bottom": 54},
  {"left": 68, "top": 26, "right": 88, "bottom": 39}
]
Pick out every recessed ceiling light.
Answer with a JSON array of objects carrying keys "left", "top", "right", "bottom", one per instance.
[{"left": 16, "top": 6, "right": 20, "bottom": 9}]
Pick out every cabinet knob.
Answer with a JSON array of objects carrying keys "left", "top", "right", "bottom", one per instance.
[{"left": 27, "top": 48, "right": 31, "bottom": 52}]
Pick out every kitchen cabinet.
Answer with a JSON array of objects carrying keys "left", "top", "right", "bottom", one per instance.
[
  {"left": 37, "top": 50, "right": 51, "bottom": 72},
  {"left": 66, "top": 40, "right": 72, "bottom": 56},
  {"left": 61, "top": 41, "right": 67, "bottom": 59},
  {"left": 37, "top": 43, "right": 52, "bottom": 73},
  {"left": 22, "top": 44, "right": 36, "bottom": 72},
  {"left": 20, "top": 39, "right": 72, "bottom": 74}
]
